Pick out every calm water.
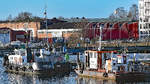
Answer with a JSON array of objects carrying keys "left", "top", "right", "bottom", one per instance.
[{"left": 1, "top": 53, "right": 150, "bottom": 84}]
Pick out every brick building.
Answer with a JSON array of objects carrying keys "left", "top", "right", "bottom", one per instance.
[
  {"left": 0, "top": 28, "right": 29, "bottom": 44},
  {"left": 0, "top": 19, "right": 82, "bottom": 42},
  {"left": 85, "top": 22, "right": 139, "bottom": 40}
]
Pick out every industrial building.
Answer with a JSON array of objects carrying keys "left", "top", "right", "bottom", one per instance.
[
  {"left": 85, "top": 22, "right": 138, "bottom": 40},
  {"left": 0, "top": 18, "right": 139, "bottom": 43},
  {"left": 0, "top": 28, "right": 29, "bottom": 44}
]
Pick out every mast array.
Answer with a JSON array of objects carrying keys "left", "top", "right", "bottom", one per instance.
[{"left": 44, "top": 4, "right": 49, "bottom": 50}]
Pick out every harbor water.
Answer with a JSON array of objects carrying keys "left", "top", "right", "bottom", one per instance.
[{"left": 1, "top": 53, "right": 150, "bottom": 84}]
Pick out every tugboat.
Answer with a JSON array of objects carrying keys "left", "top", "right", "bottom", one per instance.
[
  {"left": 3, "top": 47, "right": 71, "bottom": 75},
  {"left": 75, "top": 26, "right": 150, "bottom": 80},
  {"left": 75, "top": 50, "right": 150, "bottom": 80}
]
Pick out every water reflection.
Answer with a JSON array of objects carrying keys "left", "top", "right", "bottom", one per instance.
[
  {"left": 76, "top": 77, "right": 115, "bottom": 84},
  {"left": 2, "top": 72, "right": 77, "bottom": 84},
  {"left": 2, "top": 66, "right": 150, "bottom": 84},
  {"left": 2, "top": 55, "right": 150, "bottom": 84},
  {"left": 76, "top": 76, "right": 150, "bottom": 84}
]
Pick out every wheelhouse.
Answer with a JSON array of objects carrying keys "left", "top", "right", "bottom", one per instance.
[{"left": 84, "top": 50, "right": 117, "bottom": 70}]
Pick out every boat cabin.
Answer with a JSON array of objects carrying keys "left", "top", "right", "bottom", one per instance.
[
  {"left": 8, "top": 49, "right": 27, "bottom": 65},
  {"left": 8, "top": 48, "right": 33, "bottom": 66},
  {"left": 84, "top": 50, "right": 129, "bottom": 73},
  {"left": 84, "top": 50, "right": 116, "bottom": 70}
]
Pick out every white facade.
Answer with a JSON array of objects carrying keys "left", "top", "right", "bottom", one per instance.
[
  {"left": 139, "top": 0, "right": 150, "bottom": 39},
  {"left": 37, "top": 29, "right": 80, "bottom": 38},
  {"left": 13, "top": 28, "right": 35, "bottom": 41}
]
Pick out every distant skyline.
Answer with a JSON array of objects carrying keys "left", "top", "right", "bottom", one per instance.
[{"left": 0, "top": 0, "right": 138, "bottom": 20}]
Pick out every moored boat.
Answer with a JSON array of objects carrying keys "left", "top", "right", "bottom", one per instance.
[
  {"left": 3, "top": 47, "right": 72, "bottom": 75},
  {"left": 75, "top": 50, "right": 150, "bottom": 80},
  {"left": 75, "top": 25, "right": 150, "bottom": 80}
]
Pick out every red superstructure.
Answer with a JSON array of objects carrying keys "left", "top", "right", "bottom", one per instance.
[{"left": 85, "top": 22, "right": 139, "bottom": 40}]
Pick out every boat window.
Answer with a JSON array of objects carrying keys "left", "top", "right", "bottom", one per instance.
[
  {"left": 90, "top": 52, "right": 93, "bottom": 58},
  {"left": 123, "top": 56, "right": 127, "bottom": 64},
  {"left": 36, "top": 53, "right": 40, "bottom": 57},
  {"left": 117, "top": 57, "right": 122, "bottom": 64},
  {"left": 21, "top": 51, "right": 25, "bottom": 56},
  {"left": 12, "top": 52, "right": 15, "bottom": 55},
  {"left": 15, "top": 51, "right": 20, "bottom": 55},
  {"left": 118, "top": 66, "right": 120, "bottom": 71},
  {"left": 10, "top": 57, "right": 13, "bottom": 60},
  {"left": 94, "top": 52, "right": 97, "bottom": 58},
  {"left": 104, "top": 53, "right": 107, "bottom": 60}
]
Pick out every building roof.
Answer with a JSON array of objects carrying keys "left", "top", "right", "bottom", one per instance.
[
  {"left": 40, "top": 21, "right": 88, "bottom": 29},
  {"left": 0, "top": 27, "right": 12, "bottom": 33}
]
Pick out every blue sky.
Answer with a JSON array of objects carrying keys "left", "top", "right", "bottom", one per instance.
[{"left": 0, "top": 0, "right": 138, "bottom": 20}]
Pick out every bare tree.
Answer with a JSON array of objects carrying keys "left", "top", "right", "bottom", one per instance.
[
  {"left": 7, "top": 14, "right": 12, "bottom": 22},
  {"left": 14, "top": 12, "right": 33, "bottom": 22},
  {"left": 128, "top": 4, "right": 138, "bottom": 21},
  {"left": 109, "top": 13, "right": 116, "bottom": 19},
  {"left": 58, "top": 16, "right": 65, "bottom": 20},
  {"left": 114, "top": 7, "right": 128, "bottom": 18}
]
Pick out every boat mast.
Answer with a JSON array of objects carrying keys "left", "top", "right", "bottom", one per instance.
[
  {"left": 98, "top": 26, "right": 102, "bottom": 51},
  {"left": 24, "top": 23, "right": 29, "bottom": 48},
  {"left": 44, "top": 4, "right": 49, "bottom": 50}
]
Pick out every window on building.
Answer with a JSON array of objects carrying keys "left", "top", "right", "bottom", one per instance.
[
  {"left": 38, "top": 31, "right": 44, "bottom": 34},
  {"left": 94, "top": 52, "right": 97, "bottom": 58},
  {"left": 47, "top": 31, "right": 51, "bottom": 33},
  {"left": 90, "top": 52, "right": 93, "bottom": 58},
  {"left": 140, "top": 18, "right": 142, "bottom": 22},
  {"left": 145, "top": 18, "right": 148, "bottom": 22},
  {"left": 140, "top": 24, "right": 142, "bottom": 29}
]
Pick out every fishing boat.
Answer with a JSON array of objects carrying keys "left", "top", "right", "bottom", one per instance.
[
  {"left": 3, "top": 47, "right": 71, "bottom": 75},
  {"left": 75, "top": 26, "right": 150, "bottom": 80},
  {"left": 75, "top": 50, "right": 150, "bottom": 79}
]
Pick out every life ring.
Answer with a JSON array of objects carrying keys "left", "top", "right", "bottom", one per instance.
[{"left": 103, "top": 72, "right": 108, "bottom": 77}]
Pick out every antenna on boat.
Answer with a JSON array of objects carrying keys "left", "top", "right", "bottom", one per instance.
[
  {"left": 44, "top": 3, "right": 49, "bottom": 50},
  {"left": 98, "top": 26, "right": 102, "bottom": 51}
]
